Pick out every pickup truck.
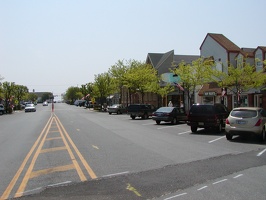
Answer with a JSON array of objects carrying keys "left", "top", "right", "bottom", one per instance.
[{"left": 127, "top": 104, "right": 156, "bottom": 119}]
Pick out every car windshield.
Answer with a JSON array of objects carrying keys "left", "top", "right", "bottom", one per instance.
[
  {"left": 190, "top": 105, "right": 214, "bottom": 113},
  {"left": 231, "top": 110, "right": 257, "bottom": 118},
  {"left": 110, "top": 104, "right": 119, "bottom": 108},
  {"left": 26, "top": 104, "right": 34, "bottom": 107},
  {"left": 156, "top": 107, "right": 173, "bottom": 112}
]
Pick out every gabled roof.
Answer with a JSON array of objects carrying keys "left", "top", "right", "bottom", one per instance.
[
  {"left": 256, "top": 46, "right": 266, "bottom": 53},
  {"left": 146, "top": 50, "right": 174, "bottom": 70},
  {"left": 173, "top": 55, "right": 200, "bottom": 65},
  {"left": 146, "top": 53, "right": 164, "bottom": 68},
  {"left": 200, "top": 33, "right": 241, "bottom": 52},
  {"left": 237, "top": 47, "right": 255, "bottom": 58}
]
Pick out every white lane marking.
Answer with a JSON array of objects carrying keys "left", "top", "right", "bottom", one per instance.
[
  {"left": 213, "top": 179, "right": 227, "bottom": 185},
  {"left": 157, "top": 126, "right": 174, "bottom": 130},
  {"left": 48, "top": 181, "right": 72, "bottom": 187},
  {"left": 164, "top": 193, "right": 187, "bottom": 200},
  {"left": 208, "top": 136, "right": 225, "bottom": 143},
  {"left": 20, "top": 181, "right": 72, "bottom": 196},
  {"left": 178, "top": 131, "right": 191, "bottom": 135},
  {"left": 102, "top": 171, "right": 129, "bottom": 178},
  {"left": 257, "top": 148, "right": 266, "bottom": 156},
  {"left": 197, "top": 186, "right": 208, "bottom": 191},
  {"left": 18, "top": 187, "right": 42, "bottom": 195},
  {"left": 234, "top": 174, "right": 243, "bottom": 178}
]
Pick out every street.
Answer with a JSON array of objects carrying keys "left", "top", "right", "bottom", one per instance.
[{"left": 0, "top": 103, "right": 265, "bottom": 200}]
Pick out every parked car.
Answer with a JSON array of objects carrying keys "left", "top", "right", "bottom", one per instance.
[
  {"left": 0, "top": 104, "right": 5, "bottom": 115},
  {"left": 25, "top": 103, "right": 36, "bottom": 112},
  {"left": 74, "top": 100, "right": 86, "bottom": 107},
  {"left": 43, "top": 101, "right": 48, "bottom": 106},
  {"left": 127, "top": 104, "right": 156, "bottom": 119},
  {"left": 108, "top": 104, "right": 127, "bottom": 115},
  {"left": 225, "top": 107, "right": 266, "bottom": 141},
  {"left": 187, "top": 103, "right": 229, "bottom": 133},
  {"left": 152, "top": 107, "right": 187, "bottom": 124}
]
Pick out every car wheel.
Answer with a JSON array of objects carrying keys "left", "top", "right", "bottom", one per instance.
[
  {"left": 171, "top": 118, "right": 177, "bottom": 124},
  {"left": 191, "top": 126, "right": 197, "bottom": 133},
  {"left": 226, "top": 133, "right": 233, "bottom": 140},
  {"left": 142, "top": 113, "right": 148, "bottom": 119},
  {"left": 156, "top": 120, "right": 161, "bottom": 125},
  {"left": 109, "top": 112, "right": 112, "bottom": 115},
  {"left": 0, "top": 111, "right": 3, "bottom": 115},
  {"left": 131, "top": 115, "right": 136, "bottom": 120},
  {"left": 260, "top": 128, "right": 266, "bottom": 142},
  {"left": 216, "top": 122, "right": 222, "bottom": 133}
]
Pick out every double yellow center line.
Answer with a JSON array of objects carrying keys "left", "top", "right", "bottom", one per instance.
[{"left": 1, "top": 113, "right": 97, "bottom": 199}]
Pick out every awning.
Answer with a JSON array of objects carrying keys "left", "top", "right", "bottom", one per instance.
[{"left": 198, "top": 82, "right": 222, "bottom": 96}]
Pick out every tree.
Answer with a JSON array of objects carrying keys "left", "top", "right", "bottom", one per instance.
[
  {"left": 123, "top": 60, "right": 158, "bottom": 104},
  {"left": 149, "top": 81, "right": 175, "bottom": 107},
  {"left": 65, "top": 86, "right": 82, "bottom": 104},
  {"left": 210, "top": 59, "right": 266, "bottom": 107},
  {"left": 42, "top": 92, "right": 52, "bottom": 102},
  {"left": 93, "top": 72, "right": 114, "bottom": 105},
  {"left": 27, "top": 93, "right": 38, "bottom": 103},
  {"left": 2, "top": 81, "right": 16, "bottom": 113},
  {"left": 13, "top": 85, "right": 28, "bottom": 110},
  {"left": 172, "top": 58, "right": 214, "bottom": 107},
  {"left": 108, "top": 60, "right": 130, "bottom": 104}
]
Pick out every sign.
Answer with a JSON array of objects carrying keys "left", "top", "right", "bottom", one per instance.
[{"left": 204, "top": 91, "right": 217, "bottom": 96}]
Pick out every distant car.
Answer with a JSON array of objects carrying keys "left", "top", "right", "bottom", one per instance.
[
  {"left": 152, "top": 107, "right": 187, "bottom": 124},
  {"left": 108, "top": 104, "right": 127, "bottom": 115},
  {"left": 25, "top": 103, "right": 36, "bottom": 112},
  {"left": 74, "top": 100, "right": 86, "bottom": 107},
  {"left": 225, "top": 107, "right": 266, "bottom": 141},
  {"left": 0, "top": 104, "right": 5, "bottom": 115},
  {"left": 127, "top": 104, "right": 156, "bottom": 119},
  {"left": 43, "top": 101, "right": 48, "bottom": 106}
]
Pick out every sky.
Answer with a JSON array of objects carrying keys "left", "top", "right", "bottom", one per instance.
[{"left": 1, "top": 0, "right": 266, "bottom": 99}]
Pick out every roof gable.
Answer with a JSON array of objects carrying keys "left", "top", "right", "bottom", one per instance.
[{"left": 200, "top": 33, "right": 241, "bottom": 52}]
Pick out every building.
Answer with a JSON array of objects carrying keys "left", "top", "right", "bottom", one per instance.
[{"left": 199, "top": 33, "right": 266, "bottom": 110}]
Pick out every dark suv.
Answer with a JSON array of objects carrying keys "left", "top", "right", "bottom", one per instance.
[
  {"left": 187, "top": 104, "right": 229, "bottom": 133},
  {"left": 127, "top": 104, "right": 156, "bottom": 119}
]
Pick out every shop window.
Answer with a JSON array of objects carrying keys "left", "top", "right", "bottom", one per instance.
[
  {"left": 203, "top": 96, "right": 214, "bottom": 105},
  {"left": 234, "top": 95, "right": 248, "bottom": 107}
]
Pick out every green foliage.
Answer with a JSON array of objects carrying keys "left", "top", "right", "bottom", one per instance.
[
  {"left": 65, "top": 86, "right": 81, "bottom": 104},
  {"left": 27, "top": 93, "right": 38, "bottom": 102},
  {"left": 123, "top": 60, "right": 158, "bottom": 103},
  {"left": 171, "top": 58, "right": 214, "bottom": 106},
  {"left": 41, "top": 92, "right": 52, "bottom": 102},
  {"left": 93, "top": 72, "right": 114, "bottom": 104},
  {"left": 211, "top": 61, "right": 266, "bottom": 94},
  {"left": 13, "top": 85, "right": 28, "bottom": 109}
]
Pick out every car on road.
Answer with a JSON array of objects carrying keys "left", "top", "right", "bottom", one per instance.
[
  {"left": 0, "top": 104, "right": 5, "bottom": 115},
  {"left": 187, "top": 103, "right": 229, "bottom": 133},
  {"left": 43, "top": 101, "right": 48, "bottom": 106},
  {"left": 108, "top": 104, "right": 127, "bottom": 115},
  {"left": 225, "top": 107, "right": 266, "bottom": 141},
  {"left": 152, "top": 107, "right": 187, "bottom": 124},
  {"left": 25, "top": 103, "right": 36, "bottom": 112},
  {"left": 127, "top": 104, "right": 156, "bottom": 119}
]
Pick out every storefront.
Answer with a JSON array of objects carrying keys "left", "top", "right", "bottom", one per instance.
[{"left": 198, "top": 82, "right": 223, "bottom": 105}]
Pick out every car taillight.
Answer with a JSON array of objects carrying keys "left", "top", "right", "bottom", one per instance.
[
  {"left": 226, "top": 118, "right": 230, "bottom": 124},
  {"left": 255, "top": 119, "right": 262, "bottom": 126}
]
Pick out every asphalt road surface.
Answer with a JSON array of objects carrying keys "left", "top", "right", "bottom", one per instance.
[{"left": 0, "top": 103, "right": 265, "bottom": 200}]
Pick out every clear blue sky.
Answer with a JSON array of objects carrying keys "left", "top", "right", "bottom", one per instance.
[{"left": 1, "top": 0, "right": 265, "bottom": 98}]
